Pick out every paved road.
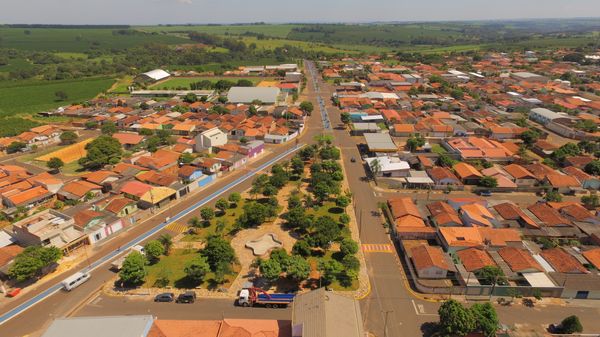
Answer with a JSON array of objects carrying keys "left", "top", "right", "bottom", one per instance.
[
  {"left": 0, "top": 87, "right": 325, "bottom": 337},
  {"left": 75, "top": 295, "right": 291, "bottom": 321},
  {"left": 308, "top": 61, "right": 600, "bottom": 336}
]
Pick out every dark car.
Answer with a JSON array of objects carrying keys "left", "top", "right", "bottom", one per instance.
[
  {"left": 350, "top": 157, "right": 356, "bottom": 163},
  {"left": 176, "top": 291, "right": 196, "bottom": 303},
  {"left": 154, "top": 293, "right": 175, "bottom": 302},
  {"left": 479, "top": 190, "right": 492, "bottom": 197}
]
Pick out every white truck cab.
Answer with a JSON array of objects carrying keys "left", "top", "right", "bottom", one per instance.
[{"left": 238, "top": 288, "right": 251, "bottom": 307}]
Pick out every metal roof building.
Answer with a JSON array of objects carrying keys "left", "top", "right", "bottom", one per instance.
[
  {"left": 135, "top": 69, "right": 170, "bottom": 83},
  {"left": 292, "top": 288, "right": 364, "bottom": 337},
  {"left": 227, "top": 87, "right": 281, "bottom": 104},
  {"left": 364, "top": 133, "right": 398, "bottom": 152}
]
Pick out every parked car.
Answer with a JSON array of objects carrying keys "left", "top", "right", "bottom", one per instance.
[
  {"left": 350, "top": 157, "right": 356, "bottom": 163},
  {"left": 176, "top": 291, "right": 196, "bottom": 303},
  {"left": 479, "top": 190, "right": 492, "bottom": 197},
  {"left": 154, "top": 293, "right": 175, "bottom": 302}
]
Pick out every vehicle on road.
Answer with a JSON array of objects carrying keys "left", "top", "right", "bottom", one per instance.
[
  {"left": 176, "top": 291, "right": 196, "bottom": 303},
  {"left": 154, "top": 293, "right": 175, "bottom": 302},
  {"left": 237, "top": 287, "right": 295, "bottom": 308},
  {"left": 350, "top": 157, "right": 356, "bottom": 162},
  {"left": 479, "top": 190, "right": 492, "bottom": 196},
  {"left": 62, "top": 272, "right": 91, "bottom": 291}
]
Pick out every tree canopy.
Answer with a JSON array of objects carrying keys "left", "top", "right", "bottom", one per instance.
[{"left": 79, "top": 135, "right": 123, "bottom": 170}]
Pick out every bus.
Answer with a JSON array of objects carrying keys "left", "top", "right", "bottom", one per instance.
[{"left": 61, "top": 272, "right": 91, "bottom": 291}]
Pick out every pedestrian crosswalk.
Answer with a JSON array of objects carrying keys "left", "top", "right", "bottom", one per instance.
[
  {"left": 362, "top": 243, "right": 394, "bottom": 253},
  {"left": 165, "top": 222, "right": 188, "bottom": 234}
]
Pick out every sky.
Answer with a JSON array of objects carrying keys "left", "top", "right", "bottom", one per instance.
[{"left": 2, "top": 0, "right": 599, "bottom": 25}]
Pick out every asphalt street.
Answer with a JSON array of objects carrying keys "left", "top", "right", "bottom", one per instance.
[{"left": 2, "top": 61, "right": 600, "bottom": 337}]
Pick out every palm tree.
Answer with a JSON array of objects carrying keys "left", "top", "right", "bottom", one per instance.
[
  {"left": 158, "top": 234, "right": 173, "bottom": 256},
  {"left": 369, "top": 158, "right": 381, "bottom": 185}
]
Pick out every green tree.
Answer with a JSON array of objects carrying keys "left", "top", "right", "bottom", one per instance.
[
  {"left": 215, "top": 198, "right": 229, "bottom": 214},
  {"left": 200, "top": 207, "right": 215, "bottom": 223},
  {"left": 8, "top": 246, "right": 62, "bottom": 282},
  {"left": 144, "top": 240, "right": 164, "bottom": 264},
  {"left": 438, "top": 154, "right": 455, "bottom": 167},
  {"left": 520, "top": 130, "right": 540, "bottom": 147},
  {"left": 406, "top": 135, "right": 426, "bottom": 152},
  {"left": 188, "top": 216, "right": 201, "bottom": 227},
  {"left": 340, "top": 239, "right": 359, "bottom": 256},
  {"left": 369, "top": 158, "right": 381, "bottom": 180},
  {"left": 299, "top": 101, "right": 314, "bottom": 114},
  {"left": 319, "top": 259, "right": 343, "bottom": 284},
  {"left": 7, "top": 141, "right": 26, "bottom": 154},
  {"left": 285, "top": 207, "right": 312, "bottom": 232},
  {"left": 311, "top": 216, "right": 341, "bottom": 249},
  {"left": 78, "top": 135, "right": 123, "bottom": 170},
  {"left": 476, "top": 266, "right": 506, "bottom": 285},
  {"left": 582, "top": 194, "right": 600, "bottom": 209},
  {"left": 291, "top": 156, "right": 304, "bottom": 176},
  {"left": 238, "top": 201, "right": 270, "bottom": 227},
  {"left": 342, "top": 255, "right": 360, "bottom": 272},
  {"left": 545, "top": 190, "right": 563, "bottom": 202},
  {"left": 340, "top": 112, "right": 351, "bottom": 125},
  {"left": 584, "top": 160, "right": 600, "bottom": 175},
  {"left": 158, "top": 234, "right": 173, "bottom": 256},
  {"left": 479, "top": 176, "right": 498, "bottom": 188},
  {"left": 59, "top": 131, "right": 78, "bottom": 145},
  {"left": 184, "top": 256, "right": 210, "bottom": 284},
  {"left": 84, "top": 120, "right": 98, "bottom": 129},
  {"left": 179, "top": 153, "right": 194, "bottom": 164},
  {"left": 119, "top": 251, "right": 147, "bottom": 286},
  {"left": 183, "top": 92, "right": 198, "bottom": 103},
  {"left": 46, "top": 157, "right": 64, "bottom": 171},
  {"left": 202, "top": 236, "right": 236, "bottom": 271},
  {"left": 292, "top": 240, "right": 311, "bottom": 257},
  {"left": 335, "top": 195, "right": 351, "bottom": 209},
  {"left": 285, "top": 256, "right": 310, "bottom": 282},
  {"left": 438, "top": 299, "right": 476, "bottom": 337},
  {"left": 55, "top": 90, "right": 68, "bottom": 101},
  {"left": 236, "top": 79, "right": 253, "bottom": 87},
  {"left": 260, "top": 258, "right": 282, "bottom": 281},
  {"left": 560, "top": 315, "right": 583, "bottom": 334},
  {"left": 471, "top": 302, "right": 499, "bottom": 337},
  {"left": 101, "top": 121, "right": 117, "bottom": 135},
  {"left": 228, "top": 192, "right": 241, "bottom": 205}
]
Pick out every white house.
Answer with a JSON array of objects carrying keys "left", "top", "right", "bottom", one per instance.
[
  {"left": 365, "top": 156, "right": 410, "bottom": 177},
  {"left": 194, "top": 127, "right": 227, "bottom": 153}
]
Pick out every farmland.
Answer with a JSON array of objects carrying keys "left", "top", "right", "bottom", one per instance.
[
  {"left": 36, "top": 138, "right": 93, "bottom": 163},
  {"left": 0, "top": 27, "right": 188, "bottom": 52},
  {"left": 0, "top": 77, "right": 115, "bottom": 116},
  {"left": 138, "top": 24, "right": 300, "bottom": 39}
]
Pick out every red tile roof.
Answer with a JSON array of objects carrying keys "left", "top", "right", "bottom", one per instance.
[
  {"left": 541, "top": 248, "right": 588, "bottom": 274},
  {"left": 457, "top": 248, "right": 496, "bottom": 272}
]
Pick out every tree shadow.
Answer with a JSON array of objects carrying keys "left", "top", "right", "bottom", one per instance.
[
  {"left": 331, "top": 251, "right": 345, "bottom": 261},
  {"left": 173, "top": 276, "right": 198, "bottom": 289},
  {"left": 420, "top": 322, "right": 440, "bottom": 337},
  {"left": 328, "top": 207, "right": 344, "bottom": 214}
]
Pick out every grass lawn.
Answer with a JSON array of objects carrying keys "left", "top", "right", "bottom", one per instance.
[
  {"left": 144, "top": 249, "right": 238, "bottom": 289},
  {"left": 109, "top": 76, "right": 133, "bottom": 93},
  {"left": 0, "top": 77, "right": 115, "bottom": 116},
  {"left": 186, "top": 199, "right": 247, "bottom": 239},
  {"left": 0, "top": 57, "right": 35, "bottom": 74},
  {"left": 149, "top": 76, "right": 274, "bottom": 90},
  {"left": 431, "top": 144, "right": 448, "bottom": 154}
]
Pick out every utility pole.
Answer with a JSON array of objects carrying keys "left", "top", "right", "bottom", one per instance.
[
  {"left": 359, "top": 209, "right": 363, "bottom": 237},
  {"left": 382, "top": 310, "right": 393, "bottom": 337}
]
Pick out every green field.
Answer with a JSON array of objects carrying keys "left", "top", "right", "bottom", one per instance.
[
  {"left": 149, "top": 76, "right": 275, "bottom": 89},
  {"left": 138, "top": 24, "right": 300, "bottom": 39},
  {"left": 0, "top": 57, "right": 35, "bottom": 73},
  {"left": 0, "top": 77, "right": 115, "bottom": 116},
  {"left": 0, "top": 27, "right": 188, "bottom": 52}
]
